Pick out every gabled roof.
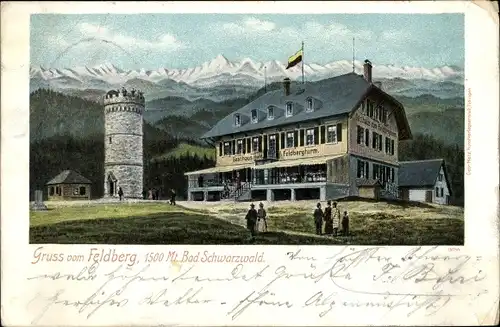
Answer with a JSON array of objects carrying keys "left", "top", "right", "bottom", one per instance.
[
  {"left": 201, "top": 73, "right": 412, "bottom": 140},
  {"left": 46, "top": 170, "right": 92, "bottom": 185},
  {"left": 398, "top": 159, "right": 451, "bottom": 194}
]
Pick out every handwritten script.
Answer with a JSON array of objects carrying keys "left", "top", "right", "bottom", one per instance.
[{"left": 25, "top": 246, "right": 489, "bottom": 324}]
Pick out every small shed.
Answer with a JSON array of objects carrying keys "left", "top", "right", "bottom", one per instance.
[
  {"left": 357, "top": 179, "right": 383, "bottom": 200},
  {"left": 46, "top": 170, "right": 92, "bottom": 200},
  {"left": 398, "top": 159, "right": 452, "bottom": 205}
]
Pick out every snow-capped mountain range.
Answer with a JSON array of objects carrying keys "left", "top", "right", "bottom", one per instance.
[{"left": 30, "top": 54, "right": 464, "bottom": 101}]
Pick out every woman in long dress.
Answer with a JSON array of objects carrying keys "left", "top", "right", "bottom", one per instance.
[{"left": 256, "top": 202, "right": 268, "bottom": 233}]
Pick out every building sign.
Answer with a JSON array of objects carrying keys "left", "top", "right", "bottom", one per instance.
[
  {"left": 357, "top": 114, "right": 397, "bottom": 137},
  {"left": 232, "top": 152, "right": 263, "bottom": 163},
  {"left": 281, "top": 147, "right": 320, "bottom": 158}
]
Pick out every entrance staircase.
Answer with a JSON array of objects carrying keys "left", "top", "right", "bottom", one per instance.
[{"left": 220, "top": 182, "right": 252, "bottom": 202}]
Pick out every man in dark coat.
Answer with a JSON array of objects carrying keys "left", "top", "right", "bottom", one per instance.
[
  {"left": 245, "top": 203, "right": 258, "bottom": 238},
  {"left": 118, "top": 187, "right": 124, "bottom": 201},
  {"left": 170, "top": 189, "right": 176, "bottom": 205},
  {"left": 324, "top": 200, "right": 333, "bottom": 235},
  {"left": 313, "top": 202, "right": 324, "bottom": 235}
]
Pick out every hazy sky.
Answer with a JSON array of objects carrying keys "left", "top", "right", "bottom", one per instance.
[{"left": 31, "top": 14, "right": 464, "bottom": 70}]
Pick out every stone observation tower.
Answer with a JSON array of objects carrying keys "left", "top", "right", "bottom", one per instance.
[{"left": 103, "top": 87, "right": 145, "bottom": 199}]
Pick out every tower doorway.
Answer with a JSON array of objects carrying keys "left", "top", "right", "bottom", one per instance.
[{"left": 108, "top": 173, "right": 117, "bottom": 196}]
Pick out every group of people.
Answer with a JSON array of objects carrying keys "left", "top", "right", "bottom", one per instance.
[
  {"left": 142, "top": 188, "right": 177, "bottom": 205},
  {"left": 244, "top": 202, "right": 268, "bottom": 238},
  {"left": 314, "top": 201, "right": 349, "bottom": 237}
]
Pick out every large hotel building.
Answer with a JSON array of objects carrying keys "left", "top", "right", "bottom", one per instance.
[{"left": 185, "top": 60, "right": 413, "bottom": 202}]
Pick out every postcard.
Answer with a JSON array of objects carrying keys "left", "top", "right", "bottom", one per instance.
[{"left": 1, "top": 1, "right": 499, "bottom": 326}]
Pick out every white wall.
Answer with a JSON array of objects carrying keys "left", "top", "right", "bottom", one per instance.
[
  {"left": 409, "top": 189, "right": 428, "bottom": 202},
  {"left": 433, "top": 166, "right": 450, "bottom": 205}
]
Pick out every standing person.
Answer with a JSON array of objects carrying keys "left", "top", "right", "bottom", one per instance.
[
  {"left": 170, "top": 188, "right": 176, "bottom": 205},
  {"left": 148, "top": 188, "right": 153, "bottom": 200},
  {"left": 256, "top": 202, "right": 268, "bottom": 233},
  {"left": 118, "top": 187, "right": 124, "bottom": 201},
  {"left": 142, "top": 189, "right": 147, "bottom": 200},
  {"left": 155, "top": 188, "right": 160, "bottom": 200},
  {"left": 342, "top": 211, "right": 350, "bottom": 236},
  {"left": 332, "top": 202, "right": 341, "bottom": 236},
  {"left": 245, "top": 203, "right": 258, "bottom": 239},
  {"left": 313, "top": 202, "right": 324, "bottom": 235},
  {"left": 323, "top": 200, "right": 333, "bottom": 235}
]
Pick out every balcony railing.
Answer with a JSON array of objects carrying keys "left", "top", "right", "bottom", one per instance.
[{"left": 253, "top": 172, "right": 327, "bottom": 185}]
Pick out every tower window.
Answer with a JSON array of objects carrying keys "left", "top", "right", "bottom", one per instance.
[
  {"left": 234, "top": 114, "right": 241, "bottom": 127},
  {"left": 251, "top": 109, "right": 258, "bottom": 123},
  {"left": 267, "top": 106, "right": 274, "bottom": 120},
  {"left": 306, "top": 98, "right": 314, "bottom": 112},
  {"left": 286, "top": 102, "right": 293, "bottom": 117}
]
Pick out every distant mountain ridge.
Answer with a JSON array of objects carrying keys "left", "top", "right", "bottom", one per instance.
[{"left": 31, "top": 54, "right": 464, "bottom": 101}]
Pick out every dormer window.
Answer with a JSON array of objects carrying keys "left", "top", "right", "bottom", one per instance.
[
  {"left": 234, "top": 113, "right": 241, "bottom": 127},
  {"left": 251, "top": 109, "right": 258, "bottom": 123},
  {"left": 306, "top": 98, "right": 314, "bottom": 112},
  {"left": 286, "top": 102, "right": 293, "bottom": 117},
  {"left": 267, "top": 106, "right": 274, "bottom": 120}
]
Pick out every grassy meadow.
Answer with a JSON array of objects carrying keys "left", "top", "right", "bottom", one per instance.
[{"left": 30, "top": 199, "right": 464, "bottom": 245}]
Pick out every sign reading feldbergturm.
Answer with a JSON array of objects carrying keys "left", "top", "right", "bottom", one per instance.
[{"left": 281, "top": 147, "right": 320, "bottom": 158}]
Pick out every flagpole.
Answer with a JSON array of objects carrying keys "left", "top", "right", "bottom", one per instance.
[
  {"left": 301, "top": 41, "right": 305, "bottom": 84},
  {"left": 352, "top": 37, "right": 355, "bottom": 73},
  {"left": 264, "top": 65, "right": 267, "bottom": 93}
]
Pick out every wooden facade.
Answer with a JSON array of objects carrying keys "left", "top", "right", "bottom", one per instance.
[{"left": 46, "top": 170, "right": 92, "bottom": 201}]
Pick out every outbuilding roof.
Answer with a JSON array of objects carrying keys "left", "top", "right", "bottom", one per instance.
[
  {"left": 201, "top": 72, "right": 412, "bottom": 140},
  {"left": 46, "top": 170, "right": 92, "bottom": 185},
  {"left": 398, "top": 159, "right": 451, "bottom": 194}
]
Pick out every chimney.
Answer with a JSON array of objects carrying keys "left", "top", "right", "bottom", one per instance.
[
  {"left": 363, "top": 59, "right": 372, "bottom": 83},
  {"left": 283, "top": 77, "right": 291, "bottom": 96}
]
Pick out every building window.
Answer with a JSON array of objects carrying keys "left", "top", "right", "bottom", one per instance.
[
  {"left": 436, "top": 187, "right": 440, "bottom": 197},
  {"left": 357, "top": 126, "right": 364, "bottom": 144},
  {"left": 357, "top": 160, "right": 364, "bottom": 178},
  {"left": 440, "top": 188, "right": 444, "bottom": 197},
  {"left": 269, "top": 134, "right": 277, "bottom": 152},
  {"left": 385, "top": 137, "right": 390, "bottom": 153},
  {"left": 286, "top": 102, "right": 293, "bottom": 117},
  {"left": 234, "top": 114, "right": 241, "bottom": 127},
  {"left": 73, "top": 187, "right": 79, "bottom": 195},
  {"left": 381, "top": 108, "right": 387, "bottom": 124},
  {"left": 327, "top": 125, "right": 337, "bottom": 143},
  {"left": 252, "top": 137, "right": 260, "bottom": 152},
  {"left": 306, "top": 98, "right": 314, "bottom": 112},
  {"left": 56, "top": 186, "right": 61, "bottom": 196},
  {"left": 306, "top": 128, "right": 315, "bottom": 146},
  {"left": 49, "top": 187, "right": 54, "bottom": 196},
  {"left": 372, "top": 132, "right": 378, "bottom": 149},
  {"left": 367, "top": 100, "right": 374, "bottom": 118},
  {"left": 79, "top": 186, "right": 86, "bottom": 195},
  {"left": 365, "top": 129, "right": 370, "bottom": 146},
  {"left": 223, "top": 142, "right": 231, "bottom": 156},
  {"left": 286, "top": 132, "right": 294, "bottom": 148},
  {"left": 438, "top": 173, "right": 443, "bottom": 181},
  {"left": 267, "top": 106, "right": 274, "bottom": 120},
  {"left": 251, "top": 109, "right": 258, "bottom": 123},
  {"left": 109, "top": 136, "right": 112, "bottom": 144},
  {"left": 236, "top": 139, "right": 244, "bottom": 154}
]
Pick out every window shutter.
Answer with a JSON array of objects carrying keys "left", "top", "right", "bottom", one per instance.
[
  {"left": 300, "top": 129, "right": 305, "bottom": 146},
  {"left": 232, "top": 140, "right": 236, "bottom": 155},
  {"left": 242, "top": 139, "right": 246, "bottom": 154},
  {"left": 372, "top": 132, "right": 376, "bottom": 148},
  {"left": 314, "top": 127, "right": 319, "bottom": 145},
  {"left": 281, "top": 132, "right": 285, "bottom": 149},
  {"left": 379, "top": 135, "right": 383, "bottom": 151},
  {"left": 258, "top": 136, "right": 262, "bottom": 152},
  {"left": 320, "top": 126, "right": 326, "bottom": 144},
  {"left": 365, "top": 129, "right": 369, "bottom": 146},
  {"left": 246, "top": 138, "right": 251, "bottom": 153},
  {"left": 391, "top": 139, "right": 395, "bottom": 155},
  {"left": 294, "top": 131, "right": 299, "bottom": 147},
  {"left": 336, "top": 123, "right": 342, "bottom": 142},
  {"left": 365, "top": 162, "right": 370, "bottom": 179},
  {"left": 219, "top": 142, "right": 222, "bottom": 156},
  {"left": 263, "top": 135, "right": 268, "bottom": 156}
]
